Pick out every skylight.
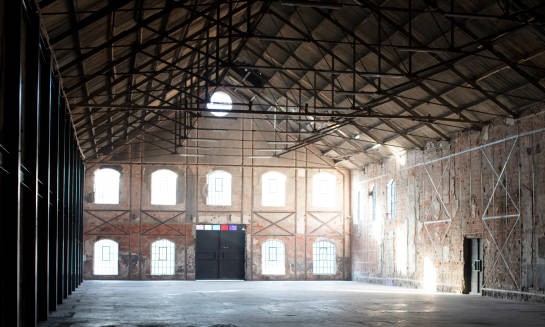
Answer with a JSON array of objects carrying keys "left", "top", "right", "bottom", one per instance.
[{"left": 206, "top": 91, "right": 232, "bottom": 117}]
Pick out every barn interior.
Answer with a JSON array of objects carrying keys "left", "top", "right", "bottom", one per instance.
[{"left": 1, "top": 0, "right": 545, "bottom": 326}]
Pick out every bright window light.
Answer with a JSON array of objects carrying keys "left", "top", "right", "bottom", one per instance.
[
  {"left": 395, "top": 222, "right": 408, "bottom": 275},
  {"left": 355, "top": 190, "right": 364, "bottom": 226},
  {"left": 206, "top": 91, "right": 232, "bottom": 117},
  {"left": 206, "top": 170, "right": 232, "bottom": 206},
  {"left": 151, "top": 239, "right": 175, "bottom": 275},
  {"left": 387, "top": 179, "right": 396, "bottom": 220},
  {"left": 369, "top": 185, "right": 383, "bottom": 241},
  {"left": 261, "top": 171, "right": 286, "bottom": 207},
  {"left": 262, "top": 239, "right": 285, "bottom": 275},
  {"left": 312, "top": 172, "right": 337, "bottom": 208},
  {"left": 313, "top": 240, "right": 336, "bottom": 275},
  {"left": 423, "top": 257, "right": 437, "bottom": 292},
  {"left": 93, "top": 239, "right": 118, "bottom": 275},
  {"left": 395, "top": 151, "right": 407, "bottom": 166},
  {"left": 94, "top": 168, "right": 120, "bottom": 204},
  {"left": 151, "top": 169, "right": 178, "bottom": 205}
]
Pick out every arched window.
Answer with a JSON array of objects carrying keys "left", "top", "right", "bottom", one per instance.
[
  {"left": 369, "top": 185, "right": 377, "bottom": 221},
  {"left": 262, "top": 239, "right": 285, "bottom": 275},
  {"left": 313, "top": 240, "right": 336, "bottom": 275},
  {"left": 151, "top": 169, "right": 177, "bottom": 205},
  {"left": 151, "top": 239, "right": 175, "bottom": 275},
  {"left": 312, "top": 172, "right": 337, "bottom": 208},
  {"left": 387, "top": 179, "right": 396, "bottom": 220},
  {"left": 94, "top": 168, "right": 120, "bottom": 204},
  {"left": 206, "top": 91, "right": 232, "bottom": 117},
  {"left": 206, "top": 170, "right": 232, "bottom": 206},
  {"left": 93, "top": 239, "right": 118, "bottom": 275},
  {"left": 261, "top": 171, "right": 286, "bottom": 207}
]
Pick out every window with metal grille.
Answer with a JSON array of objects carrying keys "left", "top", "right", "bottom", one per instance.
[
  {"left": 94, "top": 168, "right": 120, "bottom": 204},
  {"left": 312, "top": 172, "right": 336, "bottom": 208},
  {"left": 313, "top": 240, "right": 336, "bottom": 275},
  {"left": 261, "top": 171, "right": 286, "bottom": 207},
  {"left": 206, "top": 170, "right": 232, "bottom": 206},
  {"left": 151, "top": 169, "right": 177, "bottom": 205},
  {"left": 387, "top": 179, "right": 396, "bottom": 220},
  {"left": 262, "top": 239, "right": 285, "bottom": 275},
  {"left": 93, "top": 239, "right": 118, "bottom": 275},
  {"left": 151, "top": 239, "right": 175, "bottom": 275}
]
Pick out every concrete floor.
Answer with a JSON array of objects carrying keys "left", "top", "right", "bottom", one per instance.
[{"left": 40, "top": 281, "right": 545, "bottom": 327}]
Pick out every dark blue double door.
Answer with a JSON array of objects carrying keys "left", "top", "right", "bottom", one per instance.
[{"left": 196, "top": 230, "right": 245, "bottom": 279}]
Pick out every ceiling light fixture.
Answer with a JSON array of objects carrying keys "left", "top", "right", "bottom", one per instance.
[
  {"left": 247, "top": 155, "right": 274, "bottom": 159},
  {"left": 184, "top": 138, "right": 218, "bottom": 143},
  {"left": 443, "top": 12, "right": 510, "bottom": 21},
  {"left": 280, "top": 1, "right": 344, "bottom": 10},
  {"left": 255, "top": 149, "right": 284, "bottom": 152},
  {"left": 397, "top": 47, "right": 452, "bottom": 54},
  {"left": 178, "top": 153, "right": 205, "bottom": 157},
  {"left": 336, "top": 90, "right": 380, "bottom": 96},
  {"left": 360, "top": 73, "right": 404, "bottom": 79},
  {"left": 267, "top": 141, "right": 296, "bottom": 145}
]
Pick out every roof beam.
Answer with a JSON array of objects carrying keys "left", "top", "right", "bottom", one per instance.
[
  {"left": 72, "top": 103, "right": 477, "bottom": 123},
  {"left": 440, "top": 8, "right": 545, "bottom": 96},
  {"left": 363, "top": 3, "right": 519, "bottom": 117},
  {"left": 66, "top": 0, "right": 98, "bottom": 156},
  {"left": 59, "top": 5, "right": 176, "bottom": 72},
  {"left": 50, "top": 0, "right": 133, "bottom": 44},
  {"left": 267, "top": 9, "right": 440, "bottom": 146}
]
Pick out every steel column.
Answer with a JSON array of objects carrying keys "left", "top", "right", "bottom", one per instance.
[
  {"left": 21, "top": 5, "right": 41, "bottom": 324},
  {"left": 0, "top": 0, "right": 23, "bottom": 325},
  {"left": 37, "top": 44, "right": 52, "bottom": 322}
]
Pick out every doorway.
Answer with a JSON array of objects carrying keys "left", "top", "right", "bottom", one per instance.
[
  {"left": 195, "top": 225, "right": 245, "bottom": 280},
  {"left": 464, "top": 237, "right": 483, "bottom": 294}
]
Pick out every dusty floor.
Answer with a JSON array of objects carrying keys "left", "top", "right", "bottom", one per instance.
[{"left": 39, "top": 281, "right": 545, "bottom": 327}]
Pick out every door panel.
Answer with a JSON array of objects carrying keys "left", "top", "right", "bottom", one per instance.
[
  {"left": 471, "top": 238, "right": 483, "bottom": 294},
  {"left": 196, "top": 230, "right": 219, "bottom": 279},
  {"left": 464, "top": 237, "right": 483, "bottom": 294},
  {"left": 219, "top": 230, "right": 245, "bottom": 279},
  {"left": 196, "top": 228, "right": 245, "bottom": 280}
]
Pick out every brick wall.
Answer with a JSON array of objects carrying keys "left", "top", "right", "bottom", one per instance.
[
  {"left": 83, "top": 160, "right": 351, "bottom": 280},
  {"left": 351, "top": 111, "right": 545, "bottom": 299}
]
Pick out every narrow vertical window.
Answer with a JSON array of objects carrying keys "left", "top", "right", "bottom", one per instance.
[
  {"left": 369, "top": 185, "right": 377, "bottom": 221},
  {"left": 387, "top": 179, "right": 396, "bottom": 220},
  {"left": 151, "top": 169, "right": 178, "bottom": 205},
  {"left": 261, "top": 171, "right": 286, "bottom": 207},
  {"left": 93, "top": 239, "right": 118, "bottom": 275},
  {"left": 312, "top": 172, "right": 337, "bottom": 208},
  {"left": 356, "top": 190, "right": 364, "bottom": 228},
  {"left": 151, "top": 239, "right": 175, "bottom": 275},
  {"left": 94, "top": 168, "right": 120, "bottom": 204},
  {"left": 206, "top": 170, "right": 232, "bottom": 206},
  {"left": 262, "top": 239, "right": 285, "bottom": 275},
  {"left": 313, "top": 240, "right": 336, "bottom": 275}
]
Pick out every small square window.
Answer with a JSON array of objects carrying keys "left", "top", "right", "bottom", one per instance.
[
  {"left": 102, "top": 246, "right": 111, "bottom": 261},
  {"left": 261, "top": 172, "right": 286, "bottom": 207},
  {"left": 262, "top": 240, "right": 285, "bottom": 275},
  {"left": 151, "top": 240, "right": 175, "bottom": 275}
]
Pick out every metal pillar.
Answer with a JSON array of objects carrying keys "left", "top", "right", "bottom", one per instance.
[
  {"left": 0, "top": 2, "right": 85, "bottom": 325},
  {"left": 48, "top": 80, "right": 61, "bottom": 313},
  {"left": 37, "top": 45, "right": 53, "bottom": 322},
  {"left": 0, "top": 0, "right": 23, "bottom": 325},
  {"left": 21, "top": 6, "right": 41, "bottom": 324}
]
